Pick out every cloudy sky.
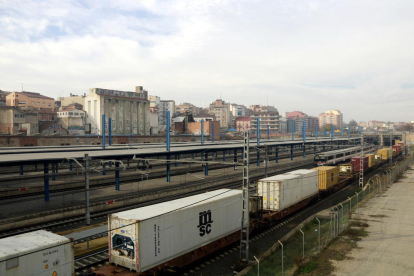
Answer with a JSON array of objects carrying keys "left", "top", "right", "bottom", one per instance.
[{"left": 1, "top": 0, "right": 413, "bottom": 122}]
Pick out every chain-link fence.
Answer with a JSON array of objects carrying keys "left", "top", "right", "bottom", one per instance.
[{"left": 244, "top": 154, "right": 414, "bottom": 276}]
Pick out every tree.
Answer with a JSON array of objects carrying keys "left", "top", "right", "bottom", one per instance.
[
  {"left": 322, "top": 124, "right": 333, "bottom": 131},
  {"left": 349, "top": 119, "right": 358, "bottom": 127}
]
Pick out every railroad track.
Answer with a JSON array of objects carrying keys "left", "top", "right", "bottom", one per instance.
[
  {"left": 0, "top": 162, "right": 314, "bottom": 240},
  {"left": 0, "top": 150, "right": 320, "bottom": 201}
]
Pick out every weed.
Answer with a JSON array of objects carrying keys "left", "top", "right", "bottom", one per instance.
[{"left": 299, "top": 260, "right": 317, "bottom": 274}]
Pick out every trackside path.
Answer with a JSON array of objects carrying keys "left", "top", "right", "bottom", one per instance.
[{"left": 333, "top": 167, "right": 414, "bottom": 276}]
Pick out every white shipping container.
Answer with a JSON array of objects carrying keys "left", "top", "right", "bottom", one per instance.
[
  {"left": 108, "top": 189, "right": 242, "bottom": 272},
  {"left": 0, "top": 230, "right": 74, "bottom": 276},
  {"left": 257, "top": 170, "right": 319, "bottom": 211},
  {"left": 285, "top": 169, "right": 319, "bottom": 200},
  {"left": 257, "top": 174, "right": 301, "bottom": 211}
]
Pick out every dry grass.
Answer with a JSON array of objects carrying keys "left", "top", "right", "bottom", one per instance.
[{"left": 293, "top": 223, "right": 369, "bottom": 276}]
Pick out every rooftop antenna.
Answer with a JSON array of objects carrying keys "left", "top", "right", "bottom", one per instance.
[
  {"left": 21, "top": 83, "right": 24, "bottom": 92},
  {"left": 267, "top": 92, "right": 268, "bottom": 106}
]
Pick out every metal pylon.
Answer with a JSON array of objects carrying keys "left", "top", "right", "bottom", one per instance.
[
  {"left": 389, "top": 132, "right": 393, "bottom": 166},
  {"left": 359, "top": 134, "right": 364, "bottom": 187},
  {"left": 240, "top": 130, "right": 250, "bottom": 261}
]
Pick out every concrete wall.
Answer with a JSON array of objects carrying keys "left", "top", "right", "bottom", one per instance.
[{"left": 0, "top": 134, "right": 203, "bottom": 147}]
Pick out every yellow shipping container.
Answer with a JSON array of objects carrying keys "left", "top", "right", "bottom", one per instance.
[
  {"left": 377, "top": 148, "right": 391, "bottom": 160},
  {"left": 364, "top": 154, "right": 376, "bottom": 167},
  {"left": 311, "top": 166, "right": 339, "bottom": 191}
]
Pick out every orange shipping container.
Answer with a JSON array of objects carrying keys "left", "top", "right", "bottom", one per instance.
[{"left": 311, "top": 166, "right": 339, "bottom": 191}]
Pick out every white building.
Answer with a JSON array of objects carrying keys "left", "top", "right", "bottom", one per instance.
[
  {"left": 57, "top": 107, "right": 86, "bottom": 135},
  {"left": 160, "top": 100, "right": 175, "bottom": 125},
  {"left": 84, "top": 86, "right": 150, "bottom": 135},
  {"left": 229, "top": 104, "right": 248, "bottom": 117}
]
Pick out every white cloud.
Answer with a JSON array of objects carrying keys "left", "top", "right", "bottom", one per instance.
[{"left": 1, "top": 0, "right": 414, "bottom": 122}]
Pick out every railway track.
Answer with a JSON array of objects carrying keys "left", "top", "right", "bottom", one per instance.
[
  {"left": 0, "top": 161, "right": 314, "bottom": 239},
  {"left": 75, "top": 157, "right": 401, "bottom": 275},
  {"left": 0, "top": 149, "right": 322, "bottom": 201}
]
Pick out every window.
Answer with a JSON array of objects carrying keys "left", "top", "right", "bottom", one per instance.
[
  {"left": 42, "top": 102, "right": 45, "bottom": 106},
  {"left": 31, "top": 101, "right": 34, "bottom": 105},
  {"left": 69, "top": 112, "right": 73, "bottom": 115},
  {"left": 48, "top": 103, "right": 51, "bottom": 106},
  {"left": 37, "top": 102, "right": 40, "bottom": 106},
  {"left": 16, "top": 94, "right": 18, "bottom": 97},
  {"left": 13, "top": 123, "right": 19, "bottom": 126},
  {"left": 74, "top": 113, "right": 79, "bottom": 116}
]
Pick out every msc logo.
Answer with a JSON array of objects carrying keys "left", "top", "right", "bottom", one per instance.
[{"left": 197, "top": 210, "right": 213, "bottom": 237}]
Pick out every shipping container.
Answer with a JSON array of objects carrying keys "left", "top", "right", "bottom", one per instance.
[
  {"left": 351, "top": 156, "right": 369, "bottom": 172},
  {"left": 392, "top": 145, "right": 401, "bottom": 154},
  {"left": 0, "top": 230, "right": 74, "bottom": 276},
  {"left": 364, "top": 154, "right": 376, "bottom": 168},
  {"left": 377, "top": 148, "right": 392, "bottom": 160},
  {"left": 108, "top": 189, "right": 242, "bottom": 273},
  {"left": 311, "top": 166, "right": 339, "bottom": 191},
  {"left": 285, "top": 169, "right": 319, "bottom": 196},
  {"left": 339, "top": 164, "right": 353, "bottom": 175},
  {"left": 257, "top": 171, "right": 318, "bottom": 212}
]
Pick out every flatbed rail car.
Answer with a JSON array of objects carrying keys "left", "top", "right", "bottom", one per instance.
[{"left": 314, "top": 145, "right": 376, "bottom": 166}]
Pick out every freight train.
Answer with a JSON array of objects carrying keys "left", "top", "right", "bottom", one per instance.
[{"left": 0, "top": 145, "right": 405, "bottom": 276}]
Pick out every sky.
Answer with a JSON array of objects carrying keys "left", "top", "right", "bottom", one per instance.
[{"left": 1, "top": 0, "right": 414, "bottom": 123}]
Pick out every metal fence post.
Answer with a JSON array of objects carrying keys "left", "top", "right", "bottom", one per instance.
[
  {"left": 254, "top": 256, "right": 259, "bottom": 276},
  {"left": 348, "top": 197, "right": 352, "bottom": 213},
  {"left": 300, "top": 228, "right": 305, "bottom": 258},
  {"left": 316, "top": 218, "right": 321, "bottom": 252},
  {"left": 339, "top": 203, "right": 344, "bottom": 231},
  {"left": 278, "top": 240, "right": 284, "bottom": 276},
  {"left": 356, "top": 192, "right": 359, "bottom": 216}
]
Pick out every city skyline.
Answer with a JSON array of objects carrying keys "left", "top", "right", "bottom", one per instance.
[{"left": 1, "top": 1, "right": 414, "bottom": 122}]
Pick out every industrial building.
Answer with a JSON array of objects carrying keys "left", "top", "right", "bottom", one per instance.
[{"left": 84, "top": 86, "right": 150, "bottom": 135}]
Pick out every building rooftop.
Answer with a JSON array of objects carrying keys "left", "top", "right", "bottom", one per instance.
[{"left": 13, "top": 91, "right": 54, "bottom": 100}]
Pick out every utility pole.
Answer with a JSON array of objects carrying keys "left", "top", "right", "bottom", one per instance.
[
  {"left": 359, "top": 135, "right": 364, "bottom": 188},
  {"left": 264, "top": 145, "right": 269, "bottom": 178},
  {"left": 84, "top": 154, "right": 90, "bottom": 225},
  {"left": 389, "top": 131, "right": 393, "bottom": 166},
  {"left": 240, "top": 131, "right": 250, "bottom": 262}
]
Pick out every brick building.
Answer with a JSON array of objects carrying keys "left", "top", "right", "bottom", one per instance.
[{"left": 6, "top": 91, "right": 54, "bottom": 108}]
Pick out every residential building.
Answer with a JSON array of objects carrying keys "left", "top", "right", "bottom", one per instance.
[
  {"left": 176, "top": 102, "right": 201, "bottom": 115},
  {"left": 0, "top": 90, "right": 11, "bottom": 106},
  {"left": 149, "top": 95, "right": 161, "bottom": 125},
  {"left": 193, "top": 114, "right": 216, "bottom": 122},
  {"left": 285, "top": 111, "right": 319, "bottom": 133},
  {"left": 58, "top": 93, "right": 86, "bottom": 110},
  {"left": 319, "top": 110, "right": 343, "bottom": 129},
  {"left": 6, "top": 91, "right": 54, "bottom": 108},
  {"left": 84, "top": 86, "right": 150, "bottom": 135},
  {"left": 0, "top": 106, "right": 39, "bottom": 135},
  {"left": 209, "top": 99, "right": 231, "bottom": 130},
  {"left": 57, "top": 107, "right": 86, "bottom": 135},
  {"left": 160, "top": 100, "right": 175, "bottom": 125},
  {"left": 230, "top": 104, "right": 248, "bottom": 117},
  {"left": 279, "top": 117, "right": 288, "bottom": 133},
  {"left": 250, "top": 111, "right": 279, "bottom": 136},
  {"left": 235, "top": 116, "right": 251, "bottom": 132}
]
